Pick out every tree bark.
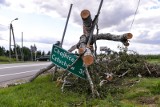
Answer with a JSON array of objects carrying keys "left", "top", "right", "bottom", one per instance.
[
  {"left": 75, "top": 33, "right": 133, "bottom": 50},
  {"left": 94, "top": 33, "right": 133, "bottom": 46},
  {"left": 81, "top": 9, "right": 92, "bottom": 35},
  {"left": 76, "top": 33, "right": 133, "bottom": 66},
  {"left": 85, "top": 67, "right": 100, "bottom": 98}
]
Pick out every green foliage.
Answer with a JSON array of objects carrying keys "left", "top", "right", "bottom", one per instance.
[
  {"left": 144, "top": 54, "right": 160, "bottom": 59},
  {"left": 0, "top": 46, "right": 5, "bottom": 56},
  {"left": 42, "top": 51, "right": 45, "bottom": 56},
  {"left": 97, "top": 47, "right": 160, "bottom": 77},
  {"left": 36, "top": 50, "right": 42, "bottom": 58},
  {"left": 22, "top": 46, "right": 31, "bottom": 61},
  {"left": 61, "top": 46, "right": 160, "bottom": 99},
  {"left": 0, "top": 56, "right": 9, "bottom": 62},
  {"left": 0, "top": 76, "right": 159, "bottom": 107},
  {"left": 0, "top": 75, "right": 86, "bottom": 107},
  {"left": 0, "top": 45, "right": 50, "bottom": 61},
  {"left": 146, "top": 81, "right": 160, "bottom": 95},
  {"left": 0, "top": 56, "right": 16, "bottom": 62}
]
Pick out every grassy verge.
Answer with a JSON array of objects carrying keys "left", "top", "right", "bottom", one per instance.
[
  {"left": 0, "top": 56, "right": 17, "bottom": 64},
  {"left": 0, "top": 75, "right": 160, "bottom": 107},
  {"left": 147, "top": 59, "right": 160, "bottom": 64},
  {"left": 0, "top": 56, "right": 32, "bottom": 64}
]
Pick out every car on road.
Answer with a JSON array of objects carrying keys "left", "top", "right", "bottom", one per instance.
[{"left": 36, "top": 55, "right": 50, "bottom": 61}]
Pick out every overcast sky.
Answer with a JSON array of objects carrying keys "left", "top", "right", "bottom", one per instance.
[{"left": 0, "top": 0, "right": 160, "bottom": 54}]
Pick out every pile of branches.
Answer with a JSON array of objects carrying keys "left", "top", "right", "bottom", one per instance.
[
  {"left": 56, "top": 47, "right": 160, "bottom": 97},
  {"left": 96, "top": 49, "right": 160, "bottom": 78}
]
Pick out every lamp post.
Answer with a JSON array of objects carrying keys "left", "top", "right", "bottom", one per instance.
[{"left": 9, "top": 18, "right": 19, "bottom": 61}]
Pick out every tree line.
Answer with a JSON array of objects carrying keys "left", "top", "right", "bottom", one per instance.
[{"left": 0, "top": 45, "right": 50, "bottom": 61}]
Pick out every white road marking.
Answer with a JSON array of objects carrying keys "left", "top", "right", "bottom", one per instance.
[
  {"left": 0, "top": 63, "right": 50, "bottom": 70},
  {"left": 0, "top": 70, "right": 38, "bottom": 77}
]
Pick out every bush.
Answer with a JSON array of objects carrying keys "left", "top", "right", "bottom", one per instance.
[
  {"left": 143, "top": 54, "right": 160, "bottom": 59},
  {"left": 0, "top": 56, "right": 16, "bottom": 62}
]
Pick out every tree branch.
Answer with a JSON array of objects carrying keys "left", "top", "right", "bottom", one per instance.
[{"left": 29, "top": 63, "right": 55, "bottom": 82}]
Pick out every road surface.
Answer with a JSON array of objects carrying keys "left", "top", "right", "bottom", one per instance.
[{"left": 0, "top": 62, "right": 52, "bottom": 84}]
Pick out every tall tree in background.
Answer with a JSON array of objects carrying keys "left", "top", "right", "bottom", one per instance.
[
  {"left": 15, "top": 45, "right": 22, "bottom": 59},
  {"left": 0, "top": 46, "right": 5, "bottom": 56},
  {"left": 23, "top": 46, "right": 31, "bottom": 61},
  {"left": 42, "top": 51, "right": 45, "bottom": 56},
  {"left": 36, "top": 50, "right": 42, "bottom": 58},
  {"left": 47, "top": 51, "right": 51, "bottom": 55},
  {"left": 5, "top": 50, "right": 9, "bottom": 57}
]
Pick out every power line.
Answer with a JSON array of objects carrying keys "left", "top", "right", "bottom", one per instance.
[{"left": 129, "top": 0, "right": 141, "bottom": 31}]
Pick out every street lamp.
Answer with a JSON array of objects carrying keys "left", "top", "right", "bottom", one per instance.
[
  {"left": 9, "top": 18, "right": 19, "bottom": 61},
  {"left": 11, "top": 18, "right": 18, "bottom": 23}
]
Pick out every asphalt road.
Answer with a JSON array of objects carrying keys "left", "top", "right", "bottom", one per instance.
[{"left": 0, "top": 62, "right": 52, "bottom": 84}]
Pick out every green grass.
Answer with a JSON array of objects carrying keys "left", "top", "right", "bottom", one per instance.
[
  {"left": 0, "top": 75, "right": 160, "bottom": 107},
  {"left": 147, "top": 58, "right": 160, "bottom": 64},
  {"left": 0, "top": 56, "right": 17, "bottom": 64}
]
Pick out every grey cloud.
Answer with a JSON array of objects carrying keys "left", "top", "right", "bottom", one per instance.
[
  {"left": 133, "top": 31, "right": 160, "bottom": 45},
  {"left": 136, "top": 39, "right": 160, "bottom": 45},
  {"left": 0, "top": 35, "right": 3, "bottom": 40},
  {"left": 22, "top": 36, "right": 59, "bottom": 44},
  {"left": 19, "top": 4, "right": 25, "bottom": 8},
  {"left": 33, "top": 0, "right": 68, "bottom": 17},
  {"left": 0, "top": 0, "right": 10, "bottom": 6},
  {"left": 17, "top": 35, "right": 75, "bottom": 48},
  {"left": 136, "top": 15, "right": 160, "bottom": 27},
  {"left": 99, "top": 3, "right": 134, "bottom": 29},
  {"left": 0, "top": 35, "right": 6, "bottom": 41},
  {"left": 0, "top": 24, "right": 8, "bottom": 31},
  {"left": 32, "top": 0, "right": 160, "bottom": 46},
  {"left": 34, "top": 0, "right": 137, "bottom": 31},
  {"left": 41, "top": 4, "right": 55, "bottom": 11},
  {"left": 0, "top": 0, "right": 5, "bottom": 4}
]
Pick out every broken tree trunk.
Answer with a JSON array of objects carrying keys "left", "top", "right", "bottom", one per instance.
[
  {"left": 76, "top": 32, "right": 133, "bottom": 66},
  {"left": 85, "top": 66, "right": 100, "bottom": 98},
  {"left": 28, "top": 46, "right": 76, "bottom": 82},
  {"left": 78, "top": 9, "right": 94, "bottom": 66},
  {"left": 94, "top": 33, "right": 133, "bottom": 46},
  {"left": 79, "top": 9, "right": 133, "bottom": 66},
  {"left": 81, "top": 9, "right": 92, "bottom": 35},
  {"left": 29, "top": 63, "right": 55, "bottom": 82}
]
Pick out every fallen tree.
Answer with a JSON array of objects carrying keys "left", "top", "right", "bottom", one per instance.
[
  {"left": 27, "top": 0, "right": 160, "bottom": 98},
  {"left": 55, "top": 47, "right": 160, "bottom": 98},
  {"left": 28, "top": 0, "right": 134, "bottom": 97}
]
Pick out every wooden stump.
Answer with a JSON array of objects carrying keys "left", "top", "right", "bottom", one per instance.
[
  {"left": 78, "top": 47, "right": 94, "bottom": 66},
  {"left": 81, "top": 9, "right": 92, "bottom": 34},
  {"left": 122, "top": 33, "right": 133, "bottom": 46},
  {"left": 124, "top": 33, "right": 133, "bottom": 39}
]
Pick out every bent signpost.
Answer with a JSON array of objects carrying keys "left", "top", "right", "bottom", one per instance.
[{"left": 51, "top": 45, "right": 87, "bottom": 79}]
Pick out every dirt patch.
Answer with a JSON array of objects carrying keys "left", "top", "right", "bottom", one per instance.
[
  {"left": 137, "top": 96, "right": 159, "bottom": 104},
  {"left": 0, "top": 78, "right": 29, "bottom": 88}
]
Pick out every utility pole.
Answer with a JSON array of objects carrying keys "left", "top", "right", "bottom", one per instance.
[
  {"left": 9, "top": 18, "right": 19, "bottom": 62},
  {"left": 21, "top": 32, "right": 24, "bottom": 61}
]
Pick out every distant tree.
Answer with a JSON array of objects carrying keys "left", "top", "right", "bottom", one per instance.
[
  {"left": 5, "top": 50, "right": 9, "bottom": 57},
  {"left": 42, "top": 51, "right": 45, "bottom": 56},
  {"left": 23, "top": 46, "right": 31, "bottom": 61},
  {"left": 0, "top": 46, "right": 5, "bottom": 56},
  {"left": 16, "top": 45, "right": 22, "bottom": 59},
  {"left": 47, "top": 51, "right": 51, "bottom": 55},
  {"left": 36, "top": 50, "right": 42, "bottom": 58}
]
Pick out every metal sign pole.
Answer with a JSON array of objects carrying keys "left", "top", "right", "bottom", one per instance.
[{"left": 60, "top": 4, "right": 73, "bottom": 47}]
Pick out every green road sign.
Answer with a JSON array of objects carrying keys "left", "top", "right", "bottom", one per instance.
[{"left": 51, "top": 45, "right": 87, "bottom": 79}]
